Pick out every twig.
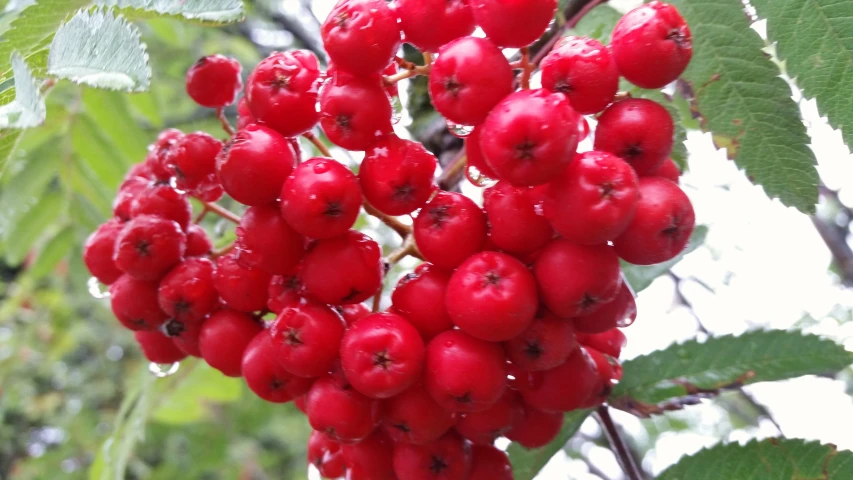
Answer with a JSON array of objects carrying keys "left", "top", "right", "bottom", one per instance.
[
  {"left": 194, "top": 206, "right": 209, "bottom": 224},
  {"left": 216, "top": 108, "right": 235, "bottom": 136},
  {"left": 303, "top": 132, "right": 333, "bottom": 158},
  {"left": 437, "top": 151, "right": 468, "bottom": 190},
  {"left": 520, "top": 47, "right": 532, "bottom": 90},
  {"left": 384, "top": 66, "right": 431, "bottom": 85},
  {"left": 202, "top": 201, "right": 241, "bottom": 224},
  {"left": 363, "top": 202, "right": 412, "bottom": 239},
  {"left": 597, "top": 406, "right": 643, "bottom": 480}
]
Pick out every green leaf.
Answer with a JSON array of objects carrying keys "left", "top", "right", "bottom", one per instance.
[
  {"left": 508, "top": 410, "right": 593, "bottom": 480},
  {"left": 126, "top": 90, "right": 162, "bottom": 127},
  {"left": 26, "top": 224, "right": 74, "bottom": 279},
  {"left": 0, "top": 130, "right": 23, "bottom": 175},
  {"left": 150, "top": 363, "right": 242, "bottom": 424},
  {"left": 658, "top": 438, "right": 853, "bottom": 480},
  {"left": 72, "top": 113, "right": 131, "bottom": 190},
  {"left": 2, "top": 189, "right": 63, "bottom": 265},
  {"left": 751, "top": 0, "right": 853, "bottom": 152},
  {"left": 48, "top": 9, "right": 151, "bottom": 92},
  {"left": 82, "top": 88, "right": 149, "bottom": 163},
  {"left": 570, "top": 4, "right": 621, "bottom": 43},
  {"left": 622, "top": 225, "right": 708, "bottom": 293},
  {"left": 97, "top": 0, "right": 244, "bottom": 24},
  {"left": 669, "top": 0, "right": 819, "bottom": 213},
  {"left": 0, "top": 53, "right": 46, "bottom": 128},
  {"left": 611, "top": 330, "right": 853, "bottom": 405}
]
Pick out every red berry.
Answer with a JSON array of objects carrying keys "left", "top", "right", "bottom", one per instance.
[
  {"left": 612, "top": 1, "right": 692, "bottom": 89},
  {"left": 245, "top": 50, "right": 321, "bottom": 137},
  {"left": 574, "top": 282, "right": 637, "bottom": 333},
  {"left": 168, "top": 132, "right": 223, "bottom": 200},
  {"left": 414, "top": 192, "right": 487, "bottom": 271},
  {"left": 144, "top": 129, "right": 185, "bottom": 181},
  {"left": 392, "top": 432, "right": 472, "bottom": 480},
  {"left": 455, "top": 389, "right": 522, "bottom": 445},
  {"left": 642, "top": 157, "right": 681, "bottom": 183},
  {"left": 543, "top": 151, "right": 640, "bottom": 245},
  {"left": 576, "top": 328, "right": 627, "bottom": 358},
  {"left": 391, "top": 264, "right": 454, "bottom": 340},
  {"left": 114, "top": 176, "right": 150, "bottom": 220},
  {"left": 280, "top": 157, "right": 362, "bottom": 239},
  {"left": 541, "top": 36, "right": 619, "bottom": 114},
  {"left": 236, "top": 204, "right": 305, "bottom": 275},
  {"left": 504, "top": 310, "right": 578, "bottom": 371},
  {"left": 157, "top": 257, "right": 218, "bottom": 324},
  {"left": 483, "top": 181, "right": 553, "bottom": 254},
  {"left": 185, "top": 225, "right": 212, "bottom": 257},
  {"left": 185, "top": 54, "right": 242, "bottom": 108},
  {"left": 163, "top": 318, "right": 204, "bottom": 357},
  {"left": 130, "top": 183, "right": 192, "bottom": 231},
  {"left": 520, "top": 348, "right": 599, "bottom": 412},
  {"left": 613, "top": 177, "right": 695, "bottom": 265},
  {"left": 471, "top": 0, "right": 557, "bottom": 47},
  {"left": 340, "top": 312, "right": 426, "bottom": 399},
  {"left": 381, "top": 384, "right": 456, "bottom": 445},
  {"left": 594, "top": 98, "right": 674, "bottom": 176},
  {"left": 300, "top": 230, "right": 383, "bottom": 305},
  {"left": 505, "top": 404, "right": 563, "bottom": 448},
  {"left": 321, "top": 0, "right": 401, "bottom": 76},
  {"left": 199, "top": 309, "right": 263, "bottom": 377},
  {"left": 237, "top": 97, "right": 255, "bottom": 130},
  {"left": 268, "top": 270, "right": 303, "bottom": 314},
  {"left": 269, "top": 300, "right": 346, "bottom": 378},
  {"left": 465, "top": 126, "right": 499, "bottom": 181},
  {"left": 114, "top": 216, "right": 186, "bottom": 281},
  {"left": 534, "top": 239, "right": 621, "bottom": 318},
  {"left": 305, "top": 374, "right": 381, "bottom": 443},
  {"left": 469, "top": 445, "right": 512, "bottom": 480},
  {"left": 446, "top": 252, "right": 538, "bottom": 342},
  {"left": 360, "top": 135, "right": 438, "bottom": 216},
  {"left": 425, "top": 330, "right": 507, "bottom": 413},
  {"left": 217, "top": 124, "right": 296, "bottom": 206},
  {"left": 340, "top": 303, "right": 371, "bottom": 326},
  {"left": 242, "top": 331, "right": 314, "bottom": 403},
  {"left": 135, "top": 330, "right": 187, "bottom": 364},
  {"left": 214, "top": 252, "right": 272, "bottom": 312},
  {"left": 428, "top": 37, "right": 513, "bottom": 126},
  {"left": 320, "top": 75, "right": 393, "bottom": 151},
  {"left": 110, "top": 275, "right": 168, "bottom": 331},
  {"left": 480, "top": 89, "right": 581, "bottom": 186},
  {"left": 396, "top": 0, "right": 475, "bottom": 52},
  {"left": 580, "top": 346, "right": 616, "bottom": 407},
  {"left": 83, "top": 219, "right": 124, "bottom": 285},
  {"left": 341, "top": 430, "right": 396, "bottom": 480},
  {"left": 308, "top": 431, "right": 344, "bottom": 478}
]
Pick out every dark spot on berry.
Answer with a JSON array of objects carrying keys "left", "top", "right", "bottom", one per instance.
[
  {"left": 270, "top": 74, "right": 290, "bottom": 90},
  {"left": 429, "top": 456, "right": 449, "bottom": 474},
  {"left": 163, "top": 319, "right": 185, "bottom": 337},
  {"left": 341, "top": 287, "right": 362, "bottom": 303},
  {"left": 483, "top": 270, "right": 502, "bottom": 287},
  {"left": 135, "top": 240, "right": 151, "bottom": 256},
  {"left": 373, "top": 350, "right": 392, "bottom": 369},
  {"left": 393, "top": 422, "right": 411, "bottom": 433},
  {"left": 455, "top": 392, "right": 472, "bottom": 404},
  {"left": 524, "top": 340, "right": 544, "bottom": 359},
  {"left": 336, "top": 115, "right": 351, "bottom": 130},
  {"left": 393, "top": 183, "right": 415, "bottom": 201},
  {"left": 515, "top": 139, "right": 537, "bottom": 160},
  {"left": 270, "top": 378, "right": 283, "bottom": 390},
  {"left": 444, "top": 76, "right": 462, "bottom": 96},
  {"left": 579, "top": 293, "right": 598, "bottom": 311},
  {"left": 600, "top": 182, "right": 615, "bottom": 199},
  {"left": 624, "top": 144, "right": 643, "bottom": 159},
  {"left": 174, "top": 299, "right": 191, "bottom": 313},
  {"left": 324, "top": 201, "right": 344, "bottom": 218},
  {"left": 666, "top": 28, "right": 690, "bottom": 49},
  {"left": 553, "top": 79, "right": 573, "bottom": 94},
  {"left": 428, "top": 205, "right": 451, "bottom": 228},
  {"left": 285, "top": 328, "right": 303, "bottom": 346},
  {"left": 334, "top": 12, "right": 349, "bottom": 29}
]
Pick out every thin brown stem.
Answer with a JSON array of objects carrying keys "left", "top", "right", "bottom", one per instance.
[
  {"left": 520, "top": 47, "right": 532, "bottom": 90},
  {"left": 303, "top": 132, "right": 333, "bottom": 158},
  {"left": 597, "top": 406, "right": 643, "bottom": 480},
  {"left": 203, "top": 201, "right": 241, "bottom": 224},
  {"left": 395, "top": 55, "right": 417, "bottom": 71},
  {"left": 216, "top": 107, "right": 236, "bottom": 136},
  {"left": 384, "top": 65, "right": 431, "bottom": 85},
  {"left": 423, "top": 52, "right": 433, "bottom": 67},
  {"left": 363, "top": 202, "right": 412, "bottom": 238},
  {"left": 438, "top": 151, "right": 468, "bottom": 191},
  {"left": 194, "top": 206, "right": 209, "bottom": 224}
]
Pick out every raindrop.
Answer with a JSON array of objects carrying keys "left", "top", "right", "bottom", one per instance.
[
  {"left": 149, "top": 361, "right": 181, "bottom": 378},
  {"left": 87, "top": 277, "right": 110, "bottom": 299},
  {"left": 447, "top": 122, "right": 475, "bottom": 138},
  {"left": 465, "top": 164, "right": 498, "bottom": 188}
]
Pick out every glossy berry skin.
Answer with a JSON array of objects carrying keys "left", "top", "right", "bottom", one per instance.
[
  {"left": 471, "top": 0, "right": 556, "bottom": 47},
  {"left": 214, "top": 252, "right": 272, "bottom": 312},
  {"left": 381, "top": 384, "right": 456, "bottom": 445},
  {"left": 574, "top": 282, "right": 637, "bottom": 333},
  {"left": 429, "top": 37, "right": 513, "bottom": 126},
  {"left": 199, "top": 309, "right": 263, "bottom": 377},
  {"left": 242, "top": 331, "right": 314, "bottom": 403},
  {"left": 612, "top": 1, "right": 693, "bottom": 89},
  {"left": 455, "top": 390, "right": 522, "bottom": 445},
  {"left": 613, "top": 177, "right": 695, "bottom": 265},
  {"left": 505, "top": 404, "right": 563, "bottom": 448},
  {"left": 391, "top": 264, "right": 454, "bottom": 340},
  {"left": 237, "top": 98, "right": 255, "bottom": 130},
  {"left": 246, "top": 50, "right": 321, "bottom": 137},
  {"left": 130, "top": 183, "right": 193, "bottom": 231},
  {"left": 321, "top": 0, "right": 401, "bottom": 76},
  {"left": 483, "top": 181, "right": 553, "bottom": 254},
  {"left": 425, "top": 330, "right": 507, "bottom": 413},
  {"left": 320, "top": 76, "right": 392, "bottom": 151},
  {"left": 236, "top": 204, "right": 305, "bottom": 274},
  {"left": 576, "top": 328, "right": 627, "bottom": 359},
  {"left": 360, "top": 135, "right": 438, "bottom": 216},
  {"left": 541, "top": 36, "right": 619, "bottom": 115},
  {"left": 267, "top": 271, "right": 303, "bottom": 314},
  {"left": 84, "top": 219, "right": 124, "bottom": 285},
  {"left": 113, "top": 176, "right": 150, "bottom": 221},
  {"left": 168, "top": 132, "right": 222, "bottom": 198},
  {"left": 340, "top": 312, "right": 426, "bottom": 399},
  {"left": 163, "top": 318, "right": 204, "bottom": 357},
  {"left": 480, "top": 89, "right": 581, "bottom": 186},
  {"left": 544, "top": 151, "right": 640, "bottom": 245},
  {"left": 217, "top": 124, "right": 296, "bottom": 206},
  {"left": 594, "top": 99, "right": 674, "bottom": 176},
  {"left": 581, "top": 346, "right": 617, "bottom": 407},
  {"left": 157, "top": 257, "right": 218, "bottom": 324},
  {"left": 534, "top": 239, "right": 622, "bottom": 318},
  {"left": 340, "top": 303, "right": 371, "bottom": 326},
  {"left": 280, "top": 157, "right": 362, "bottom": 239},
  {"left": 392, "top": 432, "right": 472, "bottom": 480},
  {"left": 341, "top": 430, "right": 396, "bottom": 480},
  {"left": 504, "top": 310, "right": 578, "bottom": 371},
  {"left": 114, "top": 216, "right": 186, "bottom": 281},
  {"left": 642, "top": 157, "right": 681, "bottom": 183},
  {"left": 469, "top": 445, "right": 513, "bottom": 480},
  {"left": 134, "top": 330, "right": 187, "bottom": 364},
  {"left": 414, "top": 192, "right": 487, "bottom": 271},
  {"left": 300, "top": 230, "right": 383, "bottom": 305},
  {"left": 185, "top": 225, "right": 212, "bottom": 256},
  {"left": 143, "top": 129, "right": 185, "bottom": 181},
  {"left": 305, "top": 374, "right": 381, "bottom": 443},
  {"left": 446, "top": 252, "right": 538, "bottom": 342},
  {"left": 185, "top": 54, "right": 242, "bottom": 108},
  {"left": 465, "top": 127, "right": 499, "bottom": 181},
  {"left": 307, "top": 431, "right": 345, "bottom": 479},
  {"left": 110, "top": 275, "right": 168, "bottom": 331},
  {"left": 396, "top": 0, "right": 475, "bottom": 52},
  {"left": 269, "top": 300, "right": 346, "bottom": 378},
  {"left": 521, "top": 348, "right": 600, "bottom": 412}
]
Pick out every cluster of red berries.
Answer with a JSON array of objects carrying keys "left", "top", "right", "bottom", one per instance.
[{"left": 83, "top": 0, "right": 695, "bottom": 478}]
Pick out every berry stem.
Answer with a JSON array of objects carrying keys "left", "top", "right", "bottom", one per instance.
[
  {"left": 303, "top": 132, "right": 333, "bottom": 158},
  {"left": 383, "top": 65, "right": 431, "bottom": 86},
  {"left": 395, "top": 55, "right": 418, "bottom": 71},
  {"left": 437, "top": 151, "right": 468, "bottom": 191},
  {"left": 212, "top": 242, "right": 236, "bottom": 258},
  {"left": 596, "top": 406, "right": 644, "bottom": 480},
  {"left": 194, "top": 206, "right": 210, "bottom": 224},
  {"left": 363, "top": 201, "right": 412, "bottom": 238},
  {"left": 216, "top": 107, "right": 236, "bottom": 136},
  {"left": 520, "top": 47, "right": 532, "bottom": 90},
  {"left": 202, "top": 201, "right": 241, "bottom": 224},
  {"left": 423, "top": 52, "right": 433, "bottom": 67},
  {"left": 387, "top": 234, "right": 420, "bottom": 265}
]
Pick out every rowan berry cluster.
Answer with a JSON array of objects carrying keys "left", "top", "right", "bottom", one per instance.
[{"left": 83, "top": 0, "right": 694, "bottom": 478}]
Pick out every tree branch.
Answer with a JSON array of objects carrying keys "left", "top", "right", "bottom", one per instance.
[
  {"left": 813, "top": 186, "right": 853, "bottom": 286},
  {"left": 596, "top": 406, "right": 644, "bottom": 480}
]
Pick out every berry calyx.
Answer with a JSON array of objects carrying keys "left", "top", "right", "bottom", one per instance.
[
  {"left": 414, "top": 192, "right": 487, "bottom": 271},
  {"left": 242, "top": 331, "right": 314, "bottom": 403},
  {"left": 541, "top": 36, "right": 619, "bottom": 114},
  {"left": 320, "top": 75, "right": 393, "bottom": 151},
  {"left": 245, "top": 50, "right": 321, "bottom": 137},
  {"left": 269, "top": 300, "right": 346, "bottom": 378}
]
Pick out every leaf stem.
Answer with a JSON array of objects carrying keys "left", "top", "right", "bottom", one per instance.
[{"left": 597, "top": 406, "right": 644, "bottom": 480}]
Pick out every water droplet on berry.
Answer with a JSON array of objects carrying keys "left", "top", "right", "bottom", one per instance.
[
  {"left": 87, "top": 277, "right": 110, "bottom": 299},
  {"left": 148, "top": 361, "right": 181, "bottom": 378},
  {"left": 533, "top": 203, "right": 545, "bottom": 216},
  {"left": 313, "top": 160, "right": 330, "bottom": 173},
  {"left": 465, "top": 164, "right": 497, "bottom": 188},
  {"left": 447, "top": 122, "right": 475, "bottom": 138}
]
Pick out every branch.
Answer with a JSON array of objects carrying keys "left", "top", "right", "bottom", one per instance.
[
  {"left": 596, "top": 406, "right": 644, "bottom": 480},
  {"left": 363, "top": 202, "right": 412, "bottom": 239},
  {"left": 812, "top": 187, "right": 853, "bottom": 286}
]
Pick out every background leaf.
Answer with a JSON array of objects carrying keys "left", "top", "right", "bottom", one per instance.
[
  {"left": 150, "top": 363, "right": 243, "bottom": 425},
  {"left": 2, "top": 189, "right": 63, "bottom": 265},
  {"left": 0, "top": 53, "right": 46, "bottom": 128},
  {"left": 25, "top": 224, "right": 75, "bottom": 280},
  {"left": 612, "top": 330, "right": 853, "bottom": 404},
  {"left": 622, "top": 225, "right": 708, "bottom": 293},
  {"left": 97, "top": 0, "right": 244, "bottom": 24},
  {"left": 0, "top": 130, "right": 23, "bottom": 175},
  {"left": 508, "top": 410, "right": 593, "bottom": 480}
]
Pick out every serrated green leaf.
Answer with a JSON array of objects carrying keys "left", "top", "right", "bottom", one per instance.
[
  {"left": 82, "top": 88, "right": 148, "bottom": 164},
  {"left": 658, "top": 438, "right": 853, "bottom": 480},
  {"left": 26, "top": 224, "right": 74, "bottom": 279},
  {"left": 48, "top": 9, "right": 151, "bottom": 92},
  {"left": 570, "top": 3, "right": 621, "bottom": 43},
  {"left": 612, "top": 330, "right": 853, "bottom": 405},
  {"left": 508, "top": 410, "right": 592, "bottom": 480},
  {"left": 751, "top": 0, "right": 853, "bottom": 152},
  {"left": 3, "top": 189, "right": 63, "bottom": 265},
  {"left": 622, "top": 225, "right": 708, "bottom": 293},
  {"left": 150, "top": 363, "right": 242, "bottom": 424},
  {"left": 97, "top": 0, "right": 244, "bottom": 24},
  {"left": 0, "top": 53, "right": 46, "bottom": 128},
  {"left": 670, "top": 0, "right": 818, "bottom": 213}
]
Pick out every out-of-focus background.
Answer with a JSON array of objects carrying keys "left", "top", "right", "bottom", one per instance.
[{"left": 1, "top": 1, "right": 851, "bottom": 479}]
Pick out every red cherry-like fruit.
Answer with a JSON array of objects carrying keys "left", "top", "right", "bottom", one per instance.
[
  {"left": 321, "top": 0, "right": 401, "bottom": 76},
  {"left": 483, "top": 181, "right": 554, "bottom": 254},
  {"left": 320, "top": 75, "right": 393, "bottom": 151},
  {"left": 392, "top": 432, "right": 472, "bottom": 480},
  {"left": 576, "top": 328, "right": 628, "bottom": 359},
  {"left": 267, "top": 270, "right": 303, "bottom": 314},
  {"left": 396, "top": 0, "right": 475, "bottom": 52},
  {"left": 642, "top": 157, "right": 681, "bottom": 183},
  {"left": 541, "top": 36, "right": 619, "bottom": 114},
  {"left": 305, "top": 374, "right": 381, "bottom": 443},
  {"left": 242, "top": 331, "right": 314, "bottom": 403},
  {"left": 520, "top": 348, "right": 600, "bottom": 412},
  {"left": 391, "top": 264, "right": 454, "bottom": 340},
  {"left": 185, "top": 54, "right": 242, "bottom": 108},
  {"left": 300, "top": 230, "right": 383, "bottom": 305},
  {"left": 360, "top": 135, "right": 438, "bottom": 216},
  {"left": 341, "top": 430, "right": 396, "bottom": 480},
  {"left": 381, "top": 384, "right": 456, "bottom": 445},
  {"left": 307, "top": 431, "right": 345, "bottom": 479},
  {"left": 198, "top": 309, "right": 263, "bottom": 377},
  {"left": 217, "top": 124, "right": 296, "bottom": 206},
  {"left": 269, "top": 300, "right": 346, "bottom": 378},
  {"left": 469, "top": 445, "right": 513, "bottom": 480},
  {"left": 455, "top": 390, "right": 522, "bottom": 445},
  {"left": 470, "top": 0, "right": 557, "bottom": 48},
  {"left": 414, "top": 192, "right": 487, "bottom": 270},
  {"left": 113, "top": 215, "right": 186, "bottom": 281},
  {"left": 245, "top": 50, "right": 321, "bottom": 137},
  {"left": 185, "top": 225, "right": 212, "bottom": 257},
  {"left": 236, "top": 204, "right": 305, "bottom": 275},
  {"left": 505, "top": 404, "right": 563, "bottom": 448},
  {"left": 135, "top": 330, "right": 187, "bottom": 364},
  {"left": 110, "top": 275, "right": 168, "bottom": 331},
  {"left": 168, "top": 132, "right": 223, "bottom": 200},
  {"left": 84, "top": 219, "right": 124, "bottom": 285},
  {"left": 130, "top": 183, "right": 192, "bottom": 231},
  {"left": 214, "top": 252, "right": 272, "bottom": 313},
  {"left": 594, "top": 99, "right": 674, "bottom": 176},
  {"left": 163, "top": 318, "right": 204, "bottom": 357},
  {"left": 504, "top": 310, "right": 578, "bottom": 371},
  {"left": 157, "top": 257, "right": 218, "bottom": 324},
  {"left": 573, "top": 282, "right": 637, "bottom": 333}
]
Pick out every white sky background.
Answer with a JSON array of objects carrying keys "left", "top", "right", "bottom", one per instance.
[{"left": 308, "top": 1, "right": 853, "bottom": 478}]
